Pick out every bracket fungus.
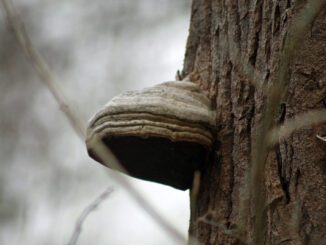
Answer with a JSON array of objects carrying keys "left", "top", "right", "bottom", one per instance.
[{"left": 86, "top": 80, "right": 216, "bottom": 190}]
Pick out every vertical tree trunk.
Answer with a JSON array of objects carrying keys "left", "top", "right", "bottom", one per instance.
[{"left": 183, "top": 1, "right": 326, "bottom": 244}]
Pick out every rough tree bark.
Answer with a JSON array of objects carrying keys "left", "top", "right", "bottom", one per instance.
[{"left": 182, "top": 1, "right": 326, "bottom": 244}]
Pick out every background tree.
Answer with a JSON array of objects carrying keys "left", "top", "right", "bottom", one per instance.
[{"left": 183, "top": 1, "right": 326, "bottom": 244}]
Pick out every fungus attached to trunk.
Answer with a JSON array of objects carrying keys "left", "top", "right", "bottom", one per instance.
[{"left": 86, "top": 80, "right": 215, "bottom": 190}]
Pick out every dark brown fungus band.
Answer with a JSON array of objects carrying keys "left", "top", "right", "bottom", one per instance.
[{"left": 86, "top": 80, "right": 216, "bottom": 190}]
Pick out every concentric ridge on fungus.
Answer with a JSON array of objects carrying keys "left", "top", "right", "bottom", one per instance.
[
  {"left": 87, "top": 81, "right": 215, "bottom": 146},
  {"left": 86, "top": 81, "right": 216, "bottom": 190}
]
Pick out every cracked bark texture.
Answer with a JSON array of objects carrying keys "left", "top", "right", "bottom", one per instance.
[{"left": 183, "top": 1, "right": 326, "bottom": 244}]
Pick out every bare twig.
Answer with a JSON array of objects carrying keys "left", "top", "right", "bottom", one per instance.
[
  {"left": 316, "top": 134, "right": 326, "bottom": 142},
  {"left": 190, "top": 171, "right": 201, "bottom": 217},
  {"left": 67, "top": 187, "right": 114, "bottom": 245},
  {"left": 1, "top": 1, "right": 187, "bottom": 243},
  {"left": 268, "top": 110, "right": 326, "bottom": 145},
  {"left": 195, "top": 212, "right": 249, "bottom": 244},
  {"left": 1, "top": 0, "right": 86, "bottom": 139},
  {"left": 87, "top": 135, "right": 187, "bottom": 244}
]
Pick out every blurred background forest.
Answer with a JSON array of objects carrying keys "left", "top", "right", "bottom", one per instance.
[{"left": 0, "top": 0, "right": 192, "bottom": 244}]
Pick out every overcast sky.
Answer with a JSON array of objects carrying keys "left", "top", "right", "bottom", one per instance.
[{"left": 0, "top": 1, "right": 193, "bottom": 244}]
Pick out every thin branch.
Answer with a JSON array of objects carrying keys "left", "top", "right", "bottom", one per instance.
[
  {"left": 67, "top": 187, "right": 114, "bottom": 245},
  {"left": 1, "top": 1, "right": 187, "bottom": 243},
  {"left": 268, "top": 110, "right": 326, "bottom": 146},
  {"left": 1, "top": 0, "right": 86, "bottom": 139},
  {"left": 195, "top": 212, "right": 249, "bottom": 245},
  {"left": 86, "top": 135, "right": 187, "bottom": 244},
  {"left": 190, "top": 171, "right": 201, "bottom": 218},
  {"left": 316, "top": 134, "right": 326, "bottom": 142}
]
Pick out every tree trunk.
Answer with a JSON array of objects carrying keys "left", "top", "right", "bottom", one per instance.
[{"left": 183, "top": 1, "right": 326, "bottom": 244}]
